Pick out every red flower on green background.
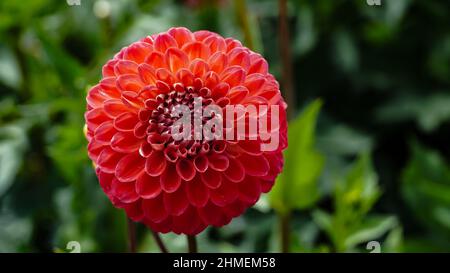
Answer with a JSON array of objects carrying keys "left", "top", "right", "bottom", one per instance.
[{"left": 85, "top": 27, "right": 287, "bottom": 235}]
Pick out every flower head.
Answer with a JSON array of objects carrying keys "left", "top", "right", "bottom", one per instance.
[{"left": 85, "top": 27, "right": 287, "bottom": 235}]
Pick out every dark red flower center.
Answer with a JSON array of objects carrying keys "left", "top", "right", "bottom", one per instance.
[{"left": 137, "top": 85, "right": 224, "bottom": 161}]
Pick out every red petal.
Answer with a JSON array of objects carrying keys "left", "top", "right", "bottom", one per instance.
[
  {"left": 116, "top": 74, "right": 143, "bottom": 92},
  {"left": 114, "top": 60, "right": 138, "bottom": 75},
  {"left": 197, "top": 202, "right": 227, "bottom": 226},
  {"left": 212, "top": 140, "right": 227, "bottom": 153},
  {"left": 238, "top": 176, "right": 261, "bottom": 204},
  {"left": 164, "top": 144, "right": 179, "bottom": 162},
  {"left": 94, "top": 121, "right": 115, "bottom": 144},
  {"left": 261, "top": 179, "right": 275, "bottom": 193},
  {"left": 97, "top": 147, "right": 123, "bottom": 173},
  {"left": 204, "top": 71, "right": 220, "bottom": 90},
  {"left": 123, "top": 42, "right": 152, "bottom": 63},
  {"left": 244, "top": 73, "right": 266, "bottom": 94},
  {"left": 224, "top": 156, "right": 245, "bottom": 183},
  {"left": 136, "top": 172, "right": 161, "bottom": 199},
  {"left": 102, "top": 60, "right": 117, "bottom": 77},
  {"left": 222, "top": 200, "right": 247, "bottom": 218},
  {"left": 147, "top": 133, "right": 169, "bottom": 151},
  {"left": 87, "top": 85, "right": 107, "bottom": 109},
  {"left": 204, "top": 36, "right": 227, "bottom": 53},
  {"left": 240, "top": 154, "right": 269, "bottom": 176},
  {"left": 221, "top": 66, "right": 246, "bottom": 87},
  {"left": 225, "top": 38, "right": 242, "bottom": 52},
  {"left": 208, "top": 52, "right": 228, "bottom": 74},
  {"left": 139, "top": 142, "right": 153, "bottom": 158},
  {"left": 181, "top": 41, "right": 211, "bottom": 60},
  {"left": 189, "top": 59, "right": 210, "bottom": 78},
  {"left": 168, "top": 27, "right": 194, "bottom": 47},
  {"left": 156, "top": 80, "right": 171, "bottom": 93},
  {"left": 210, "top": 180, "right": 238, "bottom": 207},
  {"left": 144, "top": 98, "right": 159, "bottom": 110},
  {"left": 144, "top": 51, "right": 166, "bottom": 69},
  {"left": 99, "top": 77, "right": 121, "bottom": 98},
  {"left": 194, "top": 155, "right": 208, "bottom": 173},
  {"left": 165, "top": 47, "right": 189, "bottom": 72},
  {"left": 211, "top": 82, "right": 229, "bottom": 100},
  {"left": 238, "top": 140, "right": 263, "bottom": 156},
  {"left": 228, "top": 86, "right": 249, "bottom": 104},
  {"left": 154, "top": 33, "right": 178, "bottom": 52},
  {"left": 111, "top": 131, "right": 141, "bottom": 153},
  {"left": 228, "top": 47, "right": 250, "bottom": 71},
  {"left": 208, "top": 154, "right": 229, "bottom": 171},
  {"left": 163, "top": 185, "right": 189, "bottom": 216},
  {"left": 133, "top": 121, "right": 148, "bottom": 139},
  {"left": 176, "top": 68, "right": 195, "bottom": 87},
  {"left": 87, "top": 141, "right": 105, "bottom": 161},
  {"left": 111, "top": 178, "right": 140, "bottom": 203},
  {"left": 200, "top": 169, "right": 222, "bottom": 189},
  {"left": 138, "top": 63, "right": 157, "bottom": 85},
  {"left": 144, "top": 217, "right": 172, "bottom": 234},
  {"left": 248, "top": 54, "right": 268, "bottom": 74},
  {"left": 85, "top": 108, "right": 110, "bottom": 128},
  {"left": 123, "top": 200, "right": 144, "bottom": 222},
  {"left": 160, "top": 163, "right": 181, "bottom": 193},
  {"left": 172, "top": 206, "right": 204, "bottom": 235},
  {"left": 176, "top": 158, "right": 196, "bottom": 181},
  {"left": 103, "top": 99, "right": 130, "bottom": 117},
  {"left": 97, "top": 169, "right": 114, "bottom": 195},
  {"left": 121, "top": 91, "right": 144, "bottom": 109},
  {"left": 115, "top": 153, "right": 145, "bottom": 182},
  {"left": 145, "top": 151, "right": 167, "bottom": 176},
  {"left": 193, "top": 30, "right": 217, "bottom": 41},
  {"left": 156, "top": 68, "right": 176, "bottom": 86},
  {"left": 113, "top": 112, "right": 139, "bottom": 131},
  {"left": 186, "top": 176, "right": 209, "bottom": 207},
  {"left": 142, "top": 195, "right": 168, "bottom": 223}
]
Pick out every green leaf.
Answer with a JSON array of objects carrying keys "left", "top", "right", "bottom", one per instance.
[
  {"left": 333, "top": 30, "right": 359, "bottom": 73},
  {"left": 312, "top": 210, "right": 333, "bottom": 236},
  {"left": 0, "top": 212, "right": 32, "bottom": 252},
  {"left": 0, "top": 125, "right": 27, "bottom": 197},
  {"left": 402, "top": 141, "right": 450, "bottom": 236},
  {"left": 345, "top": 216, "right": 398, "bottom": 250},
  {"left": 294, "top": 5, "right": 317, "bottom": 56},
  {"left": 376, "top": 93, "right": 450, "bottom": 132},
  {"left": 318, "top": 124, "right": 373, "bottom": 156},
  {"left": 383, "top": 227, "right": 403, "bottom": 253},
  {"left": 335, "top": 152, "right": 380, "bottom": 219},
  {"left": 313, "top": 153, "right": 392, "bottom": 252},
  {"left": 0, "top": 45, "right": 21, "bottom": 89},
  {"left": 269, "top": 99, "right": 324, "bottom": 214}
]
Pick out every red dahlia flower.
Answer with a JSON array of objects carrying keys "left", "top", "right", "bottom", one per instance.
[{"left": 85, "top": 27, "right": 287, "bottom": 235}]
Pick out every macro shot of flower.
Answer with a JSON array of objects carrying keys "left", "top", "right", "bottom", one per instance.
[{"left": 84, "top": 27, "right": 288, "bottom": 235}]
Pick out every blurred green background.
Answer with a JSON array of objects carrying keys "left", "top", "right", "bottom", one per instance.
[{"left": 0, "top": 0, "right": 449, "bottom": 253}]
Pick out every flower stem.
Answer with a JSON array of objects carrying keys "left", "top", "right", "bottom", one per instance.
[
  {"left": 234, "top": 0, "right": 254, "bottom": 50},
  {"left": 278, "top": 0, "right": 295, "bottom": 119},
  {"left": 278, "top": 0, "right": 294, "bottom": 254},
  {"left": 187, "top": 235, "right": 198, "bottom": 253},
  {"left": 151, "top": 230, "right": 169, "bottom": 253},
  {"left": 280, "top": 212, "right": 291, "bottom": 253},
  {"left": 127, "top": 217, "right": 137, "bottom": 253}
]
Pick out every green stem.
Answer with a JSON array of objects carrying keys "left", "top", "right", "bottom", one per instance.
[
  {"left": 151, "top": 230, "right": 169, "bottom": 253},
  {"left": 280, "top": 212, "right": 291, "bottom": 253},
  {"left": 278, "top": 0, "right": 295, "bottom": 119},
  {"left": 127, "top": 217, "right": 137, "bottom": 253},
  {"left": 187, "top": 235, "right": 198, "bottom": 253},
  {"left": 234, "top": 0, "right": 255, "bottom": 50}
]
